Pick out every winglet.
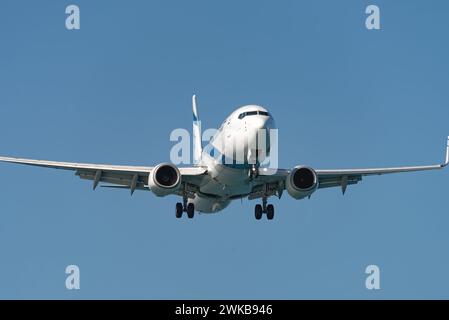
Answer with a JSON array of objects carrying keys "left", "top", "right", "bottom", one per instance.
[{"left": 444, "top": 136, "right": 449, "bottom": 167}]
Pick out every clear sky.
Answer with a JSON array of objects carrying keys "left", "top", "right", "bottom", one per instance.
[{"left": 0, "top": 0, "right": 448, "bottom": 299}]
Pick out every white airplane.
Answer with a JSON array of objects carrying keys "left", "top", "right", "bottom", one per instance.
[{"left": 0, "top": 96, "right": 448, "bottom": 220}]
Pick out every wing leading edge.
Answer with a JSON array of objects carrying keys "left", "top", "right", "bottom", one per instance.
[
  {"left": 316, "top": 136, "right": 448, "bottom": 193},
  {"left": 0, "top": 156, "right": 207, "bottom": 194}
]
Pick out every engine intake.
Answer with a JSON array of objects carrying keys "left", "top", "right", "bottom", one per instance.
[
  {"left": 148, "top": 163, "right": 181, "bottom": 197},
  {"left": 286, "top": 166, "right": 318, "bottom": 199}
]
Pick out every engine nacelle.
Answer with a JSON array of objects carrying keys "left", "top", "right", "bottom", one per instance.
[
  {"left": 148, "top": 163, "right": 181, "bottom": 197},
  {"left": 286, "top": 166, "right": 319, "bottom": 200}
]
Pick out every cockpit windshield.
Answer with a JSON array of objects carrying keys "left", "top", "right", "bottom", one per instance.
[{"left": 238, "top": 110, "right": 270, "bottom": 119}]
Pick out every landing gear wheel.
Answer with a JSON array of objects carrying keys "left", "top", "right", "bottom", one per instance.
[
  {"left": 187, "top": 203, "right": 195, "bottom": 219},
  {"left": 255, "top": 204, "right": 263, "bottom": 220},
  {"left": 176, "top": 203, "right": 183, "bottom": 219},
  {"left": 266, "top": 204, "right": 274, "bottom": 220}
]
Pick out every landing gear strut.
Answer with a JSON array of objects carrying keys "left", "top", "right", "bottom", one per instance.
[
  {"left": 254, "top": 197, "right": 275, "bottom": 220},
  {"left": 176, "top": 196, "right": 195, "bottom": 219}
]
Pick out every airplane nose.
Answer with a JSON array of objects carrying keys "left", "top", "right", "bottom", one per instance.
[
  {"left": 251, "top": 116, "right": 269, "bottom": 130},
  {"left": 245, "top": 116, "right": 273, "bottom": 164}
]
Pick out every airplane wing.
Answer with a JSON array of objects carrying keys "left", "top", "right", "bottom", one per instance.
[
  {"left": 315, "top": 163, "right": 446, "bottom": 194},
  {"left": 0, "top": 156, "right": 207, "bottom": 194},
  {"left": 255, "top": 137, "right": 449, "bottom": 197},
  {"left": 316, "top": 137, "right": 449, "bottom": 193}
]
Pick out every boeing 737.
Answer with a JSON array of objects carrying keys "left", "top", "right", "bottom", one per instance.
[{"left": 0, "top": 96, "right": 448, "bottom": 220}]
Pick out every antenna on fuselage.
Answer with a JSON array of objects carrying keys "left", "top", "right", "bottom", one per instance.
[{"left": 192, "top": 95, "right": 203, "bottom": 164}]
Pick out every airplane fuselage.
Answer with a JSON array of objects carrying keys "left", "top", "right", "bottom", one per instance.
[{"left": 191, "top": 105, "right": 276, "bottom": 213}]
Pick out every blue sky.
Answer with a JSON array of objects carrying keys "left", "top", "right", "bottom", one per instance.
[{"left": 0, "top": 0, "right": 448, "bottom": 299}]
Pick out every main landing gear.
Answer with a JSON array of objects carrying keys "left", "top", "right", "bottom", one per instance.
[
  {"left": 255, "top": 197, "right": 274, "bottom": 220},
  {"left": 176, "top": 196, "right": 195, "bottom": 219}
]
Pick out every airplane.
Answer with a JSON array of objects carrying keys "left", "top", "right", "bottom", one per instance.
[{"left": 0, "top": 95, "right": 448, "bottom": 220}]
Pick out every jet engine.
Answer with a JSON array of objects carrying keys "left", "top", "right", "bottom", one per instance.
[
  {"left": 148, "top": 163, "right": 181, "bottom": 197},
  {"left": 286, "top": 166, "right": 319, "bottom": 200}
]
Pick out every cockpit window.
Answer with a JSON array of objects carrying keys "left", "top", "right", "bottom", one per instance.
[
  {"left": 238, "top": 112, "right": 246, "bottom": 119},
  {"left": 238, "top": 110, "right": 270, "bottom": 119}
]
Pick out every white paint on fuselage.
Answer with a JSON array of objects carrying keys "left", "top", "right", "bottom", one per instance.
[{"left": 191, "top": 105, "right": 276, "bottom": 213}]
